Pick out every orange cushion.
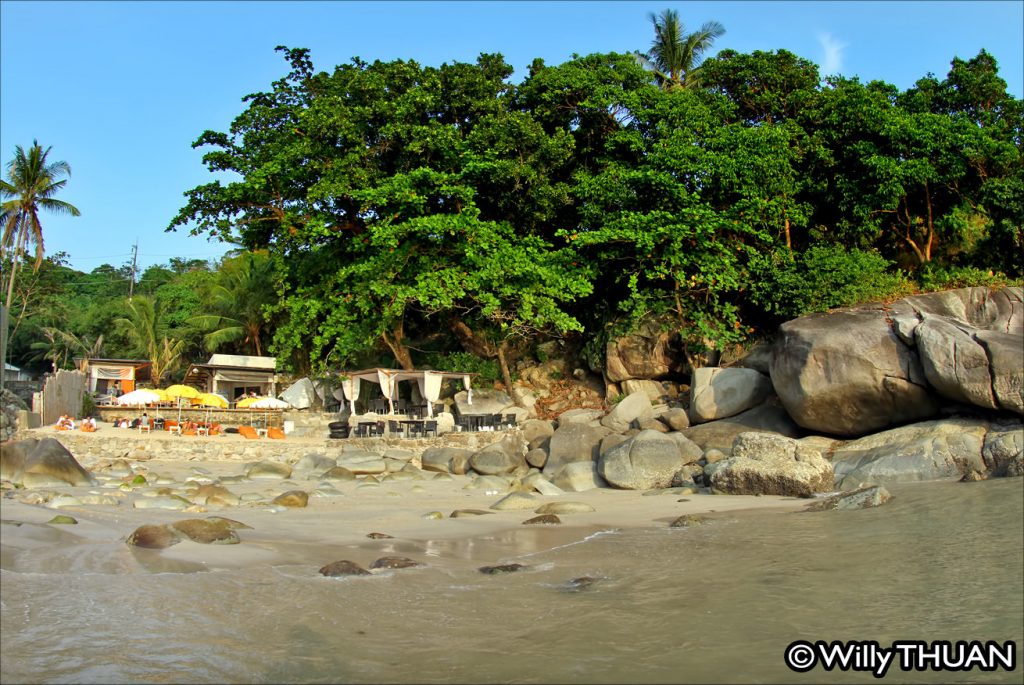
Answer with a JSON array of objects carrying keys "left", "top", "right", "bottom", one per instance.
[
  {"left": 267, "top": 427, "right": 285, "bottom": 439},
  {"left": 238, "top": 426, "right": 260, "bottom": 439}
]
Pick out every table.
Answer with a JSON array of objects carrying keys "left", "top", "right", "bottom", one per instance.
[
  {"left": 460, "top": 415, "right": 488, "bottom": 432},
  {"left": 399, "top": 419, "right": 425, "bottom": 438}
]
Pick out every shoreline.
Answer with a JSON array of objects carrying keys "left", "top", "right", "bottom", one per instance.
[{"left": 2, "top": 426, "right": 813, "bottom": 574}]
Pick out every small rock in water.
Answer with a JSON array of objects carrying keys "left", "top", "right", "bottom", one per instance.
[
  {"left": 47, "top": 514, "right": 78, "bottom": 525},
  {"left": 170, "top": 519, "right": 241, "bottom": 544},
  {"left": 422, "top": 511, "right": 444, "bottom": 520},
  {"left": 319, "top": 560, "right": 371, "bottom": 577},
  {"left": 479, "top": 563, "right": 525, "bottom": 575},
  {"left": 450, "top": 509, "right": 495, "bottom": 518},
  {"left": 534, "top": 502, "right": 595, "bottom": 515},
  {"left": 272, "top": 490, "right": 309, "bottom": 508},
  {"left": 561, "top": 576, "right": 601, "bottom": 592},
  {"left": 669, "top": 514, "right": 709, "bottom": 528},
  {"left": 960, "top": 470, "right": 986, "bottom": 482},
  {"left": 369, "top": 556, "right": 422, "bottom": 570},
  {"left": 366, "top": 532, "right": 393, "bottom": 539},
  {"left": 126, "top": 524, "right": 182, "bottom": 549},
  {"left": 804, "top": 485, "right": 893, "bottom": 511},
  {"left": 522, "top": 514, "right": 561, "bottom": 525},
  {"left": 204, "top": 516, "right": 253, "bottom": 530}
]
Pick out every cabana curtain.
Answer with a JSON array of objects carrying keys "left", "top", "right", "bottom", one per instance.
[{"left": 338, "top": 368, "right": 476, "bottom": 416}]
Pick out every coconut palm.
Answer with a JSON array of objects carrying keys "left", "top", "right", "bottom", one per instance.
[
  {"left": 638, "top": 9, "right": 725, "bottom": 90},
  {"left": 114, "top": 295, "right": 185, "bottom": 386},
  {"left": 190, "top": 250, "right": 277, "bottom": 356},
  {"left": 1, "top": 141, "right": 80, "bottom": 308}
]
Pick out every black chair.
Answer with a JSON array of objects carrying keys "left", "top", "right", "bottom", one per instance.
[
  {"left": 504, "top": 413, "right": 517, "bottom": 429},
  {"left": 374, "top": 421, "right": 386, "bottom": 437},
  {"left": 407, "top": 421, "right": 424, "bottom": 438},
  {"left": 423, "top": 420, "right": 438, "bottom": 438},
  {"left": 388, "top": 420, "right": 401, "bottom": 437}
]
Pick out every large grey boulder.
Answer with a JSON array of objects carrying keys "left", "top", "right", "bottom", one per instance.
[
  {"left": 558, "top": 408, "right": 605, "bottom": 426},
  {"left": 599, "top": 430, "right": 687, "bottom": 490},
  {"left": 708, "top": 432, "right": 834, "bottom": 497},
  {"left": 421, "top": 447, "right": 475, "bottom": 473},
  {"left": 830, "top": 418, "right": 989, "bottom": 489},
  {"left": 549, "top": 461, "right": 608, "bottom": 492},
  {"left": 981, "top": 421, "right": 1024, "bottom": 477},
  {"left": 1, "top": 438, "right": 95, "bottom": 487},
  {"left": 453, "top": 389, "right": 514, "bottom": 417},
  {"left": 621, "top": 379, "right": 671, "bottom": 403},
  {"left": 469, "top": 433, "right": 528, "bottom": 476},
  {"left": 600, "top": 391, "right": 654, "bottom": 433},
  {"left": 771, "top": 287, "right": 1023, "bottom": 437},
  {"left": 682, "top": 399, "right": 801, "bottom": 453},
  {"left": 604, "top": 320, "right": 684, "bottom": 382},
  {"left": 520, "top": 419, "right": 555, "bottom": 447},
  {"left": 689, "top": 367, "right": 773, "bottom": 424},
  {"left": 771, "top": 308, "right": 937, "bottom": 437},
  {"left": 543, "top": 422, "right": 611, "bottom": 475}
]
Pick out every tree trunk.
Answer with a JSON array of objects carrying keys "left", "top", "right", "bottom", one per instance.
[
  {"left": 497, "top": 341, "right": 523, "bottom": 407},
  {"left": 450, "top": 318, "right": 497, "bottom": 358},
  {"left": 381, "top": 321, "right": 414, "bottom": 370}
]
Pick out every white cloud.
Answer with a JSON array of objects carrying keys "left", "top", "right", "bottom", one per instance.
[{"left": 817, "top": 32, "right": 848, "bottom": 76}]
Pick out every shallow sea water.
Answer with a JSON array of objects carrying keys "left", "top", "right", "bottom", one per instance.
[{"left": 1, "top": 478, "right": 1021, "bottom": 684}]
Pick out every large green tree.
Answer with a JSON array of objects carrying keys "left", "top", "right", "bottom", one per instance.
[{"left": 1, "top": 141, "right": 80, "bottom": 308}]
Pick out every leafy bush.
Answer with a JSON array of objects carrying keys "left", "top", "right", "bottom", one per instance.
[
  {"left": 81, "top": 393, "right": 97, "bottom": 418},
  {"left": 422, "top": 351, "right": 503, "bottom": 385},
  {"left": 748, "top": 245, "right": 913, "bottom": 319},
  {"left": 915, "top": 264, "right": 1020, "bottom": 292}
]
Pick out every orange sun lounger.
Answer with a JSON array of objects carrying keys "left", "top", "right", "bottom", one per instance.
[{"left": 238, "top": 426, "right": 261, "bottom": 439}]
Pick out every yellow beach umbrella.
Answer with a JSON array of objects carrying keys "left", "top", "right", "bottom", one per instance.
[
  {"left": 194, "top": 393, "right": 228, "bottom": 408},
  {"left": 235, "top": 395, "right": 262, "bottom": 408},
  {"left": 165, "top": 384, "right": 201, "bottom": 399}
]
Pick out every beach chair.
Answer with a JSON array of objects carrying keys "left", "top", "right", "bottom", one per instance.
[
  {"left": 267, "top": 427, "right": 285, "bottom": 439},
  {"left": 238, "top": 425, "right": 261, "bottom": 439},
  {"left": 423, "top": 420, "right": 438, "bottom": 438}
]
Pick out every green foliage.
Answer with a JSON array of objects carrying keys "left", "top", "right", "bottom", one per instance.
[
  {"left": 915, "top": 264, "right": 1021, "bottom": 292},
  {"left": 421, "top": 351, "right": 502, "bottom": 385},
  {"left": 12, "top": 41, "right": 1012, "bottom": 384},
  {"left": 81, "top": 393, "right": 96, "bottom": 418},
  {"left": 748, "top": 245, "right": 913, "bottom": 318}
]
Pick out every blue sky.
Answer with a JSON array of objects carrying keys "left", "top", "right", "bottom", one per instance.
[{"left": 2, "top": 0, "right": 1021, "bottom": 273}]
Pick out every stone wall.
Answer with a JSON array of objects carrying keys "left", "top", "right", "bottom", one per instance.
[{"left": 12, "top": 428, "right": 508, "bottom": 465}]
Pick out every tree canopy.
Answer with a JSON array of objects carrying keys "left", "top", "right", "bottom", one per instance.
[{"left": 8, "top": 26, "right": 1022, "bottom": 391}]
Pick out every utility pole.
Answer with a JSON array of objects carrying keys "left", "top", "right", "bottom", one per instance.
[{"left": 128, "top": 241, "right": 138, "bottom": 301}]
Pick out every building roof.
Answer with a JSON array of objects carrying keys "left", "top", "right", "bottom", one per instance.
[
  {"left": 74, "top": 357, "right": 152, "bottom": 367},
  {"left": 206, "top": 354, "right": 277, "bottom": 370}
]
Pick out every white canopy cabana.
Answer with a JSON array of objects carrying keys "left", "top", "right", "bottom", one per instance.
[{"left": 337, "top": 368, "right": 476, "bottom": 417}]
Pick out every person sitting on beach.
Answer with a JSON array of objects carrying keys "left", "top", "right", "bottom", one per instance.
[
  {"left": 81, "top": 416, "right": 97, "bottom": 432},
  {"left": 55, "top": 414, "right": 74, "bottom": 430}
]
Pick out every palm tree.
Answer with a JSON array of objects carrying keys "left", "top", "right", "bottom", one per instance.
[
  {"left": 1, "top": 141, "right": 80, "bottom": 308},
  {"left": 114, "top": 295, "right": 185, "bottom": 386},
  {"left": 638, "top": 9, "right": 725, "bottom": 90},
  {"left": 190, "top": 250, "right": 277, "bottom": 356}
]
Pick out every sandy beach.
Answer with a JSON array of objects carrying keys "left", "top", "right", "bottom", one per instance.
[{"left": 3, "top": 422, "right": 810, "bottom": 574}]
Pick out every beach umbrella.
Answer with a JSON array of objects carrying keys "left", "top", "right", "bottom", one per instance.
[
  {"left": 194, "top": 393, "right": 228, "bottom": 408},
  {"left": 249, "top": 397, "right": 291, "bottom": 409},
  {"left": 164, "top": 384, "right": 200, "bottom": 399},
  {"left": 235, "top": 395, "right": 260, "bottom": 409},
  {"left": 116, "top": 389, "right": 162, "bottom": 406}
]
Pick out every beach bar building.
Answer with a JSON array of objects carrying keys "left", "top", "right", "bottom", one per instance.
[
  {"left": 74, "top": 357, "right": 151, "bottom": 394},
  {"left": 182, "top": 354, "right": 280, "bottom": 401}
]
